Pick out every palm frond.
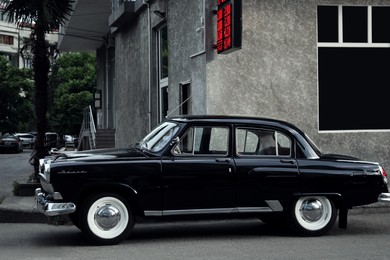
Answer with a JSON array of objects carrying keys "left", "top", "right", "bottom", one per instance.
[{"left": 1, "top": 0, "right": 75, "bottom": 32}]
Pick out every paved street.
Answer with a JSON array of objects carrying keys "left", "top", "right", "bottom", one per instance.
[
  {"left": 1, "top": 214, "right": 390, "bottom": 259},
  {"left": 0, "top": 150, "right": 34, "bottom": 199}
]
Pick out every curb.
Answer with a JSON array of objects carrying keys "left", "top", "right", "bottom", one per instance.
[
  {"left": 0, "top": 208, "right": 48, "bottom": 223},
  {"left": 17, "top": 182, "right": 41, "bottom": 196},
  {"left": 350, "top": 202, "right": 390, "bottom": 215},
  {"left": 0, "top": 196, "right": 47, "bottom": 223}
]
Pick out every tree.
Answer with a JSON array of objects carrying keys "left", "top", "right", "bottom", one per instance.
[
  {"left": 0, "top": 56, "right": 34, "bottom": 133},
  {"left": 1, "top": 0, "right": 74, "bottom": 180},
  {"left": 48, "top": 52, "right": 96, "bottom": 135}
]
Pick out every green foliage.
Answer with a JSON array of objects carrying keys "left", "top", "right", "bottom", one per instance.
[
  {"left": 0, "top": 56, "right": 34, "bottom": 133},
  {"left": 12, "top": 181, "right": 20, "bottom": 196},
  {"left": 48, "top": 52, "right": 96, "bottom": 135}
]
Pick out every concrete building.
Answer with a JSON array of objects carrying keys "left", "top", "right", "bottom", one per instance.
[
  {"left": 0, "top": 4, "right": 59, "bottom": 68},
  {"left": 59, "top": 0, "right": 390, "bottom": 171}
]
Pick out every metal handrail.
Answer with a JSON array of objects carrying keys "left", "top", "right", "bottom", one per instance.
[
  {"left": 78, "top": 105, "right": 96, "bottom": 150},
  {"left": 88, "top": 106, "right": 96, "bottom": 149}
]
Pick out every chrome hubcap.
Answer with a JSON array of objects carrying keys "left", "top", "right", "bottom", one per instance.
[
  {"left": 95, "top": 204, "right": 121, "bottom": 230},
  {"left": 299, "top": 199, "right": 324, "bottom": 222}
]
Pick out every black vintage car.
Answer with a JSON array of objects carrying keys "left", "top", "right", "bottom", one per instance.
[{"left": 35, "top": 115, "right": 390, "bottom": 245}]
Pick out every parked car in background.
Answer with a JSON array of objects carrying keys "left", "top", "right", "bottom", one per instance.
[
  {"left": 0, "top": 134, "right": 23, "bottom": 153},
  {"left": 35, "top": 115, "right": 390, "bottom": 245},
  {"left": 64, "top": 135, "right": 78, "bottom": 147},
  {"left": 15, "top": 133, "right": 35, "bottom": 149}
]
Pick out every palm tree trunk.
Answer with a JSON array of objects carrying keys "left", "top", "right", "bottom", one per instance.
[{"left": 32, "top": 11, "right": 50, "bottom": 180}]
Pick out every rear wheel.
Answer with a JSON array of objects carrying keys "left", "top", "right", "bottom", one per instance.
[
  {"left": 80, "top": 193, "right": 134, "bottom": 245},
  {"left": 289, "top": 196, "right": 337, "bottom": 236}
]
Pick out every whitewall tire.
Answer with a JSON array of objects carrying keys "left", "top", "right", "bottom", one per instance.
[
  {"left": 289, "top": 196, "right": 337, "bottom": 236},
  {"left": 81, "top": 193, "right": 134, "bottom": 245}
]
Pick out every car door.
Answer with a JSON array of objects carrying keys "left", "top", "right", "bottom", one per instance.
[
  {"left": 234, "top": 126, "right": 299, "bottom": 213},
  {"left": 161, "top": 125, "right": 236, "bottom": 216}
]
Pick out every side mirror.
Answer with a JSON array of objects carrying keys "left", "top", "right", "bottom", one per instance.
[{"left": 171, "top": 136, "right": 180, "bottom": 145}]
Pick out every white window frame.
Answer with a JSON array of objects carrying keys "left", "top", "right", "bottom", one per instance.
[
  {"left": 318, "top": 5, "right": 390, "bottom": 48},
  {"left": 157, "top": 25, "right": 168, "bottom": 122}
]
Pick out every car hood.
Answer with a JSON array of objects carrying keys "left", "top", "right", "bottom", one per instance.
[{"left": 52, "top": 147, "right": 148, "bottom": 162}]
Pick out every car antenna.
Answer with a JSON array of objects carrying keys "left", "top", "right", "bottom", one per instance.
[{"left": 165, "top": 95, "right": 192, "bottom": 118}]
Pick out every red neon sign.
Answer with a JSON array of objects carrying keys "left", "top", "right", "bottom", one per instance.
[{"left": 217, "top": 0, "right": 241, "bottom": 54}]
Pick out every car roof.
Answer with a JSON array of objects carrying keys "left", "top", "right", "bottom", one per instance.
[
  {"left": 1, "top": 134, "right": 17, "bottom": 139},
  {"left": 167, "top": 114, "right": 303, "bottom": 133},
  {"left": 15, "top": 133, "right": 34, "bottom": 136},
  {"left": 166, "top": 114, "right": 320, "bottom": 159}
]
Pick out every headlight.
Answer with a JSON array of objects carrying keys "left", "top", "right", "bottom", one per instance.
[
  {"left": 39, "top": 159, "right": 45, "bottom": 174},
  {"left": 38, "top": 158, "right": 51, "bottom": 182}
]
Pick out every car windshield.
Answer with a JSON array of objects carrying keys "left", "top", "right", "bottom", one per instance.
[{"left": 139, "top": 122, "right": 179, "bottom": 152}]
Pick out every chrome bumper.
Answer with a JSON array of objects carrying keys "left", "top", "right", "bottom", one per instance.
[
  {"left": 378, "top": 193, "right": 390, "bottom": 203},
  {"left": 35, "top": 188, "right": 76, "bottom": 216}
]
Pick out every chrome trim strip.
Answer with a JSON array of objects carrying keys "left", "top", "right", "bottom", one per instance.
[
  {"left": 163, "top": 208, "right": 234, "bottom": 216},
  {"left": 236, "top": 207, "right": 272, "bottom": 213},
  {"left": 144, "top": 205, "right": 281, "bottom": 217},
  {"left": 58, "top": 170, "right": 88, "bottom": 174},
  {"left": 265, "top": 200, "right": 284, "bottom": 211},
  {"left": 144, "top": 211, "right": 163, "bottom": 217}
]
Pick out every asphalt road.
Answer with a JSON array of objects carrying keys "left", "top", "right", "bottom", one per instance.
[
  {"left": 1, "top": 214, "right": 390, "bottom": 259},
  {"left": 0, "top": 149, "right": 34, "bottom": 198}
]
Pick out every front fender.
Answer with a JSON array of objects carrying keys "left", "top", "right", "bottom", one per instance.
[{"left": 76, "top": 182, "right": 143, "bottom": 217}]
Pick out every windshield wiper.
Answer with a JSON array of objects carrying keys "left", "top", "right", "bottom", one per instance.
[{"left": 133, "top": 143, "right": 149, "bottom": 157}]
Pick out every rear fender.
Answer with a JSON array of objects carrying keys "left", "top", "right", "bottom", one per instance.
[{"left": 291, "top": 192, "right": 343, "bottom": 209}]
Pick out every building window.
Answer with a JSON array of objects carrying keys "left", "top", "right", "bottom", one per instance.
[
  {"left": 157, "top": 25, "right": 168, "bottom": 122},
  {"left": 180, "top": 82, "right": 191, "bottom": 115},
  {"left": 0, "top": 34, "right": 14, "bottom": 45},
  {"left": 317, "top": 6, "right": 390, "bottom": 131}
]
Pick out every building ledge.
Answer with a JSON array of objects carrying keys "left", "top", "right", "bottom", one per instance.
[{"left": 109, "top": 0, "right": 145, "bottom": 28}]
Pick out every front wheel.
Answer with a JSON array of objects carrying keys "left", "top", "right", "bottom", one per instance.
[
  {"left": 289, "top": 196, "right": 337, "bottom": 236},
  {"left": 80, "top": 193, "right": 134, "bottom": 245}
]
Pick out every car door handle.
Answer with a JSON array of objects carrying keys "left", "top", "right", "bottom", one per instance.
[
  {"left": 215, "top": 158, "right": 231, "bottom": 163},
  {"left": 280, "top": 159, "right": 295, "bottom": 164}
]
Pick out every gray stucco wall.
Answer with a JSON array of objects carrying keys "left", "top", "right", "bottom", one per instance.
[
  {"left": 168, "top": 0, "right": 207, "bottom": 115},
  {"left": 205, "top": 0, "right": 390, "bottom": 171},
  {"left": 112, "top": 0, "right": 390, "bottom": 172},
  {"left": 114, "top": 9, "right": 151, "bottom": 147}
]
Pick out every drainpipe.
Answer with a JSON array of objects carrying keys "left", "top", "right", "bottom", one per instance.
[
  {"left": 144, "top": 0, "right": 152, "bottom": 131},
  {"left": 190, "top": 0, "right": 206, "bottom": 58}
]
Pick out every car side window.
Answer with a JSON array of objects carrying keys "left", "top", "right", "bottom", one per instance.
[
  {"left": 236, "top": 129, "right": 259, "bottom": 154},
  {"left": 236, "top": 128, "right": 291, "bottom": 156},
  {"left": 173, "top": 126, "right": 229, "bottom": 156}
]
